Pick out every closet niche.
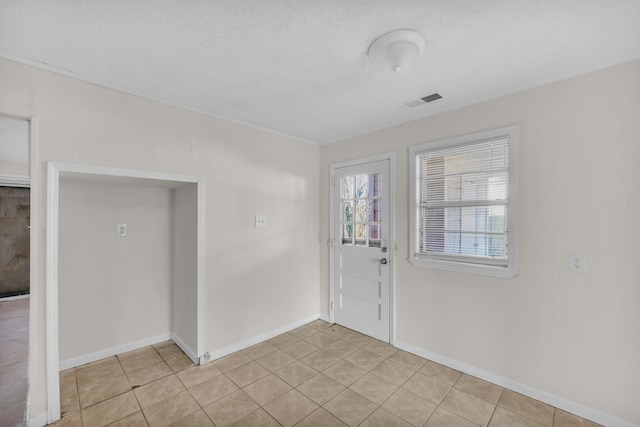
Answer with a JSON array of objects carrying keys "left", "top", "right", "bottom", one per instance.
[{"left": 57, "top": 174, "right": 199, "bottom": 367}]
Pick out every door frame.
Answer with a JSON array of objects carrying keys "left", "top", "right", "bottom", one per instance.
[
  {"left": 45, "top": 162, "right": 205, "bottom": 423},
  {"left": 329, "top": 152, "right": 395, "bottom": 344}
]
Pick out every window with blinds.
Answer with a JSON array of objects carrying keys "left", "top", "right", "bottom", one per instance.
[{"left": 409, "top": 126, "right": 519, "bottom": 278}]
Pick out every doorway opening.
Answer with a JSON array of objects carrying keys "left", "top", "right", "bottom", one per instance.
[
  {"left": 0, "top": 185, "right": 30, "bottom": 298},
  {"left": 0, "top": 115, "right": 31, "bottom": 426}
]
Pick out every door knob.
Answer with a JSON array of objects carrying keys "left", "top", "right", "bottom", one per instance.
[{"left": 380, "top": 258, "right": 388, "bottom": 265}]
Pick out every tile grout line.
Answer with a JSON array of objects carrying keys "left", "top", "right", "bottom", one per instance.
[
  {"left": 117, "top": 354, "right": 146, "bottom": 427},
  {"left": 481, "top": 383, "right": 505, "bottom": 427},
  {"left": 372, "top": 359, "right": 435, "bottom": 426},
  {"left": 74, "top": 367, "right": 83, "bottom": 426}
]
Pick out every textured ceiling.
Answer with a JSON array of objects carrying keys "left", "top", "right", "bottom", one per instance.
[{"left": 1, "top": 1, "right": 639, "bottom": 145}]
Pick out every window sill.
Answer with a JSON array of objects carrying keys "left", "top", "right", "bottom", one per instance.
[{"left": 408, "top": 256, "right": 518, "bottom": 279}]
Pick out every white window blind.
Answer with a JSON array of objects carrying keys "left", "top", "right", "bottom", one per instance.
[{"left": 409, "top": 126, "right": 518, "bottom": 277}]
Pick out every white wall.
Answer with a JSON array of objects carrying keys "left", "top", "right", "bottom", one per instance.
[
  {"left": 171, "top": 183, "right": 198, "bottom": 356},
  {"left": 320, "top": 59, "right": 640, "bottom": 425},
  {"left": 58, "top": 179, "right": 173, "bottom": 361},
  {"left": 0, "top": 57, "right": 320, "bottom": 421}
]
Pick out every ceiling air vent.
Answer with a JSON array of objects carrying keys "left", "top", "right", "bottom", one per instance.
[{"left": 403, "top": 93, "right": 443, "bottom": 109}]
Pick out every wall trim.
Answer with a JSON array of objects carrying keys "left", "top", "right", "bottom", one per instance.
[
  {"left": 0, "top": 173, "right": 30, "bottom": 187},
  {"left": 202, "top": 313, "right": 321, "bottom": 364},
  {"left": 45, "top": 163, "right": 60, "bottom": 423},
  {"left": 57, "top": 330, "right": 200, "bottom": 370},
  {"left": 59, "top": 333, "right": 172, "bottom": 371},
  {"left": 395, "top": 340, "right": 638, "bottom": 427}
]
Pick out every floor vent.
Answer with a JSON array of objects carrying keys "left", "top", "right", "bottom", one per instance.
[{"left": 404, "top": 93, "right": 443, "bottom": 108}]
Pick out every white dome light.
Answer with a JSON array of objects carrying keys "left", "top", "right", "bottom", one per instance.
[{"left": 368, "top": 29, "right": 426, "bottom": 73}]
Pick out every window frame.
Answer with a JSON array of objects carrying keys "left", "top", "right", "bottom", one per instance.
[{"left": 408, "top": 125, "right": 519, "bottom": 278}]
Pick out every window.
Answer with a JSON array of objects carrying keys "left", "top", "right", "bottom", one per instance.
[{"left": 409, "top": 126, "right": 519, "bottom": 278}]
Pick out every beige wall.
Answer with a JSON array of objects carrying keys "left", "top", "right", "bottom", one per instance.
[
  {"left": 0, "top": 57, "right": 320, "bottom": 421},
  {"left": 58, "top": 179, "right": 173, "bottom": 361},
  {"left": 320, "top": 60, "right": 640, "bottom": 424}
]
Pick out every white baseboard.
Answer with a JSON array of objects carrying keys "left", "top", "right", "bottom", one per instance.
[
  {"left": 27, "top": 411, "right": 47, "bottom": 427},
  {"left": 319, "top": 313, "right": 330, "bottom": 323},
  {"left": 203, "top": 313, "right": 322, "bottom": 364},
  {"left": 395, "top": 340, "right": 638, "bottom": 427},
  {"left": 59, "top": 333, "right": 172, "bottom": 370},
  {"left": 57, "top": 313, "right": 325, "bottom": 370},
  {"left": 171, "top": 332, "right": 198, "bottom": 364}
]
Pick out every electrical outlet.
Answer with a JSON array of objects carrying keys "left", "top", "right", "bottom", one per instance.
[
  {"left": 569, "top": 253, "right": 585, "bottom": 272},
  {"left": 255, "top": 215, "right": 267, "bottom": 227},
  {"left": 117, "top": 224, "right": 127, "bottom": 237}
]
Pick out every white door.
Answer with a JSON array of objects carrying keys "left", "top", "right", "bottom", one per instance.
[{"left": 331, "top": 159, "right": 391, "bottom": 342}]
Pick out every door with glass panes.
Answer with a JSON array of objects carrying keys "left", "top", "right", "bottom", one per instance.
[{"left": 332, "top": 159, "right": 390, "bottom": 342}]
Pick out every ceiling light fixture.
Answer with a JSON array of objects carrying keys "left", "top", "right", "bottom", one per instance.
[{"left": 368, "top": 29, "right": 426, "bottom": 73}]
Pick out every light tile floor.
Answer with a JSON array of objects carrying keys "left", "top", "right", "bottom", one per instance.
[
  {"left": 53, "top": 320, "right": 602, "bottom": 427},
  {"left": 0, "top": 297, "right": 30, "bottom": 427}
]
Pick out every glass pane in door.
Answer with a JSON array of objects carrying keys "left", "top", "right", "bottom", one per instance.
[
  {"left": 369, "top": 173, "right": 380, "bottom": 197},
  {"left": 355, "top": 175, "right": 368, "bottom": 198},
  {"left": 340, "top": 172, "right": 383, "bottom": 247},
  {"left": 341, "top": 177, "right": 354, "bottom": 199}
]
